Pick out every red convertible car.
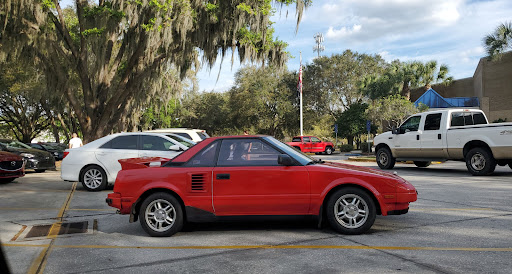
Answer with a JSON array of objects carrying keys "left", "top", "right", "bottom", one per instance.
[
  {"left": 107, "top": 136, "right": 417, "bottom": 237},
  {"left": 0, "top": 151, "right": 25, "bottom": 183}
]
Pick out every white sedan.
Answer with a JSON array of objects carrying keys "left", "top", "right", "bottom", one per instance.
[{"left": 61, "top": 132, "right": 194, "bottom": 191}]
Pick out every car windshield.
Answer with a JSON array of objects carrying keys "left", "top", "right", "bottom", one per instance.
[
  {"left": 197, "top": 132, "right": 209, "bottom": 140},
  {"left": 165, "top": 134, "right": 196, "bottom": 148},
  {"left": 0, "top": 139, "right": 32, "bottom": 149},
  {"left": 263, "top": 136, "right": 314, "bottom": 166}
]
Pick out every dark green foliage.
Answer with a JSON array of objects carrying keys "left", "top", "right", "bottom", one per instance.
[
  {"left": 361, "top": 142, "right": 373, "bottom": 153},
  {"left": 339, "top": 144, "right": 354, "bottom": 152}
]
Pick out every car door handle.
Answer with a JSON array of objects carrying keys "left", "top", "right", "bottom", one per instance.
[
  {"left": 216, "top": 173, "right": 230, "bottom": 180},
  {"left": 438, "top": 134, "right": 442, "bottom": 140},
  {"left": 416, "top": 135, "right": 420, "bottom": 140}
]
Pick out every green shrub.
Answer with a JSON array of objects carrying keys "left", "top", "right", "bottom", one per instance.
[
  {"left": 361, "top": 142, "right": 373, "bottom": 153},
  {"left": 339, "top": 144, "right": 353, "bottom": 152}
]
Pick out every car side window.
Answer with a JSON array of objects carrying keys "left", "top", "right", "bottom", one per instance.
[
  {"left": 217, "top": 139, "right": 281, "bottom": 167},
  {"left": 311, "top": 137, "right": 321, "bottom": 142},
  {"left": 185, "top": 142, "right": 219, "bottom": 167},
  {"left": 142, "top": 136, "right": 174, "bottom": 151},
  {"left": 174, "top": 132, "right": 193, "bottom": 140},
  {"left": 400, "top": 116, "right": 421, "bottom": 133},
  {"left": 451, "top": 112, "right": 464, "bottom": 126},
  {"left": 303, "top": 137, "right": 311, "bottom": 142},
  {"left": 108, "top": 135, "right": 138, "bottom": 150},
  {"left": 473, "top": 113, "right": 487, "bottom": 125},
  {"left": 424, "top": 113, "right": 442, "bottom": 131}
]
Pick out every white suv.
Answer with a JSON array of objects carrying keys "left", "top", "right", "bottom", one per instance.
[{"left": 145, "top": 128, "right": 209, "bottom": 142}]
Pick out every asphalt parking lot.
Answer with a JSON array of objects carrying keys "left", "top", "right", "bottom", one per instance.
[{"left": 1, "top": 161, "right": 511, "bottom": 274}]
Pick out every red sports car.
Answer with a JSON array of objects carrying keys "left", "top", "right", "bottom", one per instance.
[
  {"left": 107, "top": 136, "right": 417, "bottom": 236},
  {"left": 0, "top": 151, "right": 25, "bottom": 183}
]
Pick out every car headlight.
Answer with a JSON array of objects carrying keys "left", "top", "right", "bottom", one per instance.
[{"left": 21, "top": 153, "right": 35, "bottom": 158}]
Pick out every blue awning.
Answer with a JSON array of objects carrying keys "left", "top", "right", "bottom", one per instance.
[{"left": 414, "top": 88, "right": 479, "bottom": 108}]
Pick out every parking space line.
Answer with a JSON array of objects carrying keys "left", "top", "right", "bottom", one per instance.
[
  {"left": 27, "top": 182, "right": 77, "bottom": 274},
  {"left": 4, "top": 243, "right": 512, "bottom": 252}
]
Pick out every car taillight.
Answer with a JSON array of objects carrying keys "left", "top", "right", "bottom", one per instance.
[{"left": 63, "top": 152, "right": 69, "bottom": 159}]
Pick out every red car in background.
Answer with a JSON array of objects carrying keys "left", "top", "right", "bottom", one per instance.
[
  {"left": 287, "top": 136, "right": 335, "bottom": 155},
  {"left": 107, "top": 135, "right": 417, "bottom": 237},
  {"left": 0, "top": 151, "right": 25, "bottom": 183}
]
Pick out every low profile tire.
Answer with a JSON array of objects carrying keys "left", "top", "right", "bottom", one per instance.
[
  {"left": 376, "top": 147, "right": 395, "bottom": 169},
  {"left": 465, "top": 147, "right": 496, "bottom": 176},
  {"left": 325, "top": 146, "right": 333, "bottom": 155},
  {"left": 80, "top": 165, "right": 107, "bottom": 191},
  {"left": 0, "top": 178, "right": 16, "bottom": 184},
  {"left": 326, "top": 187, "right": 376, "bottom": 235},
  {"left": 34, "top": 169, "right": 46, "bottom": 173},
  {"left": 139, "top": 192, "right": 184, "bottom": 237},
  {"left": 414, "top": 161, "right": 431, "bottom": 168}
]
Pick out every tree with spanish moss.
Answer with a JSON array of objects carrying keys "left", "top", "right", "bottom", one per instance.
[{"left": 0, "top": 0, "right": 311, "bottom": 142}]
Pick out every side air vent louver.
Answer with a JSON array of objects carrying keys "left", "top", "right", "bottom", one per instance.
[{"left": 190, "top": 174, "right": 206, "bottom": 192}]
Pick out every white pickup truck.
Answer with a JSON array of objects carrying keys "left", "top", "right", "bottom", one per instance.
[{"left": 374, "top": 109, "right": 512, "bottom": 175}]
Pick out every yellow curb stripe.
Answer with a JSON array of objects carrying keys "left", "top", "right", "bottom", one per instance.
[
  {"left": 4, "top": 243, "right": 511, "bottom": 252},
  {"left": 10, "top": 225, "right": 27, "bottom": 242}
]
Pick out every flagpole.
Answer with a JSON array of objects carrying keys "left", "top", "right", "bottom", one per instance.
[{"left": 299, "top": 51, "right": 303, "bottom": 136}]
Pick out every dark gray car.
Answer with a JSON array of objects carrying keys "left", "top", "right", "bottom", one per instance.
[{"left": 0, "top": 139, "right": 56, "bottom": 173}]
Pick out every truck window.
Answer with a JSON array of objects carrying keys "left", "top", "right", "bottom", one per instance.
[
  {"left": 292, "top": 137, "right": 301, "bottom": 142},
  {"left": 400, "top": 116, "right": 421, "bottom": 133},
  {"left": 450, "top": 112, "right": 465, "bottom": 127},
  {"left": 473, "top": 113, "right": 487, "bottom": 125},
  {"left": 463, "top": 113, "right": 474, "bottom": 125},
  {"left": 424, "top": 113, "right": 442, "bottom": 131},
  {"left": 311, "top": 137, "right": 321, "bottom": 142},
  {"left": 303, "top": 137, "right": 311, "bottom": 142}
]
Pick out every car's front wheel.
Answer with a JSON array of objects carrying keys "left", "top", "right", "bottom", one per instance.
[
  {"left": 80, "top": 165, "right": 107, "bottom": 191},
  {"left": 139, "top": 192, "right": 183, "bottom": 237},
  {"left": 465, "top": 147, "right": 496, "bottom": 176},
  {"left": 325, "top": 146, "right": 333, "bottom": 155},
  {"left": 376, "top": 147, "right": 395, "bottom": 169},
  {"left": 326, "top": 187, "right": 376, "bottom": 235},
  {"left": 414, "top": 161, "right": 431, "bottom": 168}
]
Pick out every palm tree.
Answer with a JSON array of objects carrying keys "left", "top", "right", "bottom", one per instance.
[
  {"left": 399, "top": 61, "right": 452, "bottom": 100},
  {"left": 484, "top": 22, "right": 512, "bottom": 60}
]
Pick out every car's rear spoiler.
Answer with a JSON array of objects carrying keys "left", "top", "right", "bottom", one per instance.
[{"left": 118, "top": 157, "right": 171, "bottom": 170}]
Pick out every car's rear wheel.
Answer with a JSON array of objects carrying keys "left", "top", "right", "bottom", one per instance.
[
  {"left": 81, "top": 165, "right": 107, "bottom": 191},
  {"left": 325, "top": 146, "right": 333, "bottom": 155},
  {"left": 34, "top": 169, "right": 46, "bottom": 173},
  {"left": 376, "top": 147, "right": 395, "bottom": 169},
  {"left": 326, "top": 187, "right": 376, "bottom": 235},
  {"left": 139, "top": 192, "right": 183, "bottom": 237},
  {"left": 465, "top": 147, "right": 496, "bottom": 176},
  {"left": 0, "top": 178, "right": 16, "bottom": 183},
  {"left": 414, "top": 161, "right": 431, "bottom": 168}
]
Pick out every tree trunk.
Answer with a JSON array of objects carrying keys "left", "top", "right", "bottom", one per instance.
[
  {"left": 347, "top": 136, "right": 354, "bottom": 146},
  {"left": 401, "top": 81, "right": 411, "bottom": 101}
]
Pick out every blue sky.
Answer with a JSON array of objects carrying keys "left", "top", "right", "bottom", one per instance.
[{"left": 198, "top": 0, "right": 512, "bottom": 92}]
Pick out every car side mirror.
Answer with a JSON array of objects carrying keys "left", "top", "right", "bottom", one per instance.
[
  {"left": 168, "top": 144, "right": 181, "bottom": 151},
  {"left": 391, "top": 127, "right": 398, "bottom": 134},
  {"left": 278, "top": 154, "right": 293, "bottom": 166}
]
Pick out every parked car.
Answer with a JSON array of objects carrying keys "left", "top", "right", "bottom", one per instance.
[
  {"left": 0, "top": 151, "right": 25, "bottom": 183},
  {"left": 61, "top": 132, "right": 191, "bottom": 191},
  {"left": 106, "top": 135, "right": 417, "bottom": 237},
  {"left": 287, "top": 136, "right": 335, "bottom": 155},
  {"left": 26, "top": 143, "right": 64, "bottom": 160},
  {"left": 0, "top": 139, "right": 55, "bottom": 173},
  {"left": 374, "top": 108, "right": 512, "bottom": 175},
  {"left": 145, "top": 128, "right": 209, "bottom": 142}
]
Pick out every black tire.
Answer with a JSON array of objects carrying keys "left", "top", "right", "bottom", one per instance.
[
  {"left": 80, "top": 165, "right": 107, "bottom": 191},
  {"left": 139, "top": 192, "right": 184, "bottom": 237},
  {"left": 376, "top": 147, "right": 395, "bottom": 169},
  {"left": 0, "top": 178, "right": 16, "bottom": 184},
  {"left": 34, "top": 169, "right": 46, "bottom": 173},
  {"left": 293, "top": 146, "right": 301, "bottom": 152},
  {"left": 325, "top": 146, "right": 333, "bottom": 155},
  {"left": 326, "top": 187, "right": 376, "bottom": 235},
  {"left": 414, "top": 161, "right": 431, "bottom": 168},
  {"left": 465, "top": 147, "right": 496, "bottom": 176}
]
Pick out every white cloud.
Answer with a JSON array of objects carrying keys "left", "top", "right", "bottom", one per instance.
[{"left": 326, "top": 24, "right": 361, "bottom": 39}]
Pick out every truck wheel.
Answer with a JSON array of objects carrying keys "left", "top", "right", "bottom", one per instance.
[
  {"left": 465, "top": 147, "right": 496, "bottom": 176},
  {"left": 326, "top": 187, "right": 376, "bottom": 235},
  {"left": 293, "top": 146, "right": 301, "bottom": 152},
  {"left": 139, "top": 192, "right": 183, "bottom": 237},
  {"left": 376, "top": 147, "right": 395, "bottom": 169},
  {"left": 325, "top": 146, "right": 333, "bottom": 155},
  {"left": 81, "top": 165, "right": 107, "bottom": 191},
  {"left": 414, "top": 161, "right": 431, "bottom": 168}
]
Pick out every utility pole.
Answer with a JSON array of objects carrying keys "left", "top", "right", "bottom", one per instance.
[
  {"left": 299, "top": 52, "right": 303, "bottom": 136},
  {"left": 313, "top": 33, "right": 325, "bottom": 57}
]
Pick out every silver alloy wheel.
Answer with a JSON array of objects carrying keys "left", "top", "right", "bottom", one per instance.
[
  {"left": 471, "top": 152, "right": 486, "bottom": 171},
  {"left": 83, "top": 168, "right": 103, "bottom": 189},
  {"left": 145, "top": 199, "right": 176, "bottom": 232},
  {"left": 334, "top": 194, "right": 369, "bottom": 229},
  {"left": 379, "top": 151, "right": 388, "bottom": 166},
  {"left": 326, "top": 147, "right": 333, "bottom": 154}
]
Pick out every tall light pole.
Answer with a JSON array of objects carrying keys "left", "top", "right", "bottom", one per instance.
[
  {"left": 313, "top": 32, "right": 325, "bottom": 57},
  {"left": 299, "top": 52, "right": 303, "bottom": 136}
]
